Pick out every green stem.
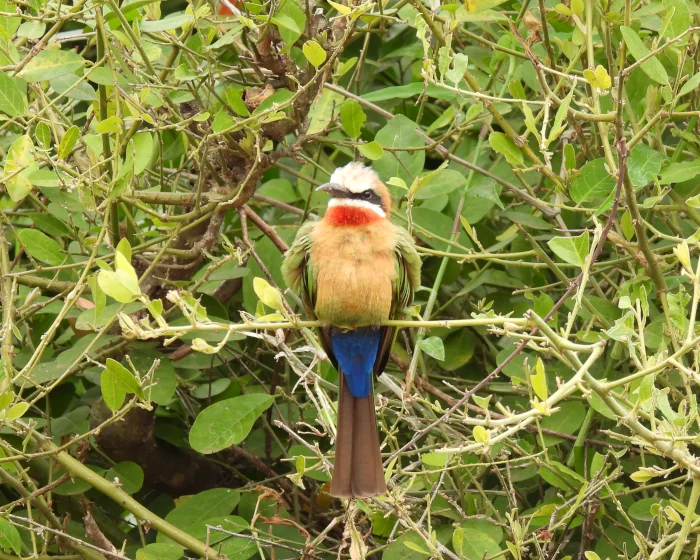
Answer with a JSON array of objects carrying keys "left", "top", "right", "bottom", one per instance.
[
  {"left": 95, "top": 8, "right": 119, "bottom": 247},
  {"left": 0, "top": 466, "right": 104, "bottom": 560},
  {"left": 0, "top": 225, "right": 13, "bottom": 393},
  {"left": 670, "top": 477, "right": 700, "bottom": 560},
  {"left": 29, "top": 430, "right": 229, "bottom": 560}
]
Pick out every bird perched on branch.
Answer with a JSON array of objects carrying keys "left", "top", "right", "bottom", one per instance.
[{"left": 282, "top": 162, "right": 421, "bottom": 498}]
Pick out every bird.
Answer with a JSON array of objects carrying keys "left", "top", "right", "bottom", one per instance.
[{"left": 282, "top": 161, "right": 421, "bottom": 498}]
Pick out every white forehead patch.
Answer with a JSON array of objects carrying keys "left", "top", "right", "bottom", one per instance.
[
  {"left": 328, "top": 198, "right": 386, "bottom": 218},
  {"left": 329, "top": 162, "right": 379, "bottom": 194}
]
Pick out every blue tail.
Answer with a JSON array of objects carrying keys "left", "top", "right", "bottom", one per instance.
[{"left": 330, "top": 328, "right": 381, "bottom": 398}]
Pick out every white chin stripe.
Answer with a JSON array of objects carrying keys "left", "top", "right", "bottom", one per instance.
[{"left": 328, "top": 198, "right": 386, "bottom": 218}]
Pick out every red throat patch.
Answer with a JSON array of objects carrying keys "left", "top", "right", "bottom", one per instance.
[{"left": 325, "top": 205, "right": 382, "bottom": 226}]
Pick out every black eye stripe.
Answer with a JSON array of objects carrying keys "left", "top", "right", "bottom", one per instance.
[{"left": 349, "top": 191, "right": 382, "bottom": 206}]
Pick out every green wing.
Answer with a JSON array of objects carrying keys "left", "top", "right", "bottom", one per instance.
[
  {"left": 392, "top": 224, "right": 422, "bottom": 310},
  {"left": 373, "top": 224, "right": 422, "bottom": 376},
  {"left": 281, "top": 220, "right": 338, "bottom": 368},
  {"left": 281, "top": 220, "right": 318, "bottom": 318}
]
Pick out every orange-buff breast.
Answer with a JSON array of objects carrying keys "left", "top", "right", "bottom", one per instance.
[{"left": 311, "top": 219, "right": 397, "bottom": 327}]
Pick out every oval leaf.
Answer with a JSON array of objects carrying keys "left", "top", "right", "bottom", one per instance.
[
  {"left": 190, "top": 394, "right": 275, "bottom": 454},
  {"left": 18, "top": 229, "right": 63, "bottom": 265}
]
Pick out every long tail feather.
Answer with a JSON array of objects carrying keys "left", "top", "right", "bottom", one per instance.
[{"left": 330, "top": 372, "right": 386, "bottom": 498}]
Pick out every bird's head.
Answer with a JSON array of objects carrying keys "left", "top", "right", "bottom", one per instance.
[{"left": 316, "top": 162, "right": 391, "bottom": 226}]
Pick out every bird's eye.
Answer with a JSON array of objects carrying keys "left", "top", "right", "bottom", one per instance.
[{"left": 362, "top": 190, "right": 372, "bottom": 199}]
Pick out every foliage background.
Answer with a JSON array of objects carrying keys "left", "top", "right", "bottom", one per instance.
[{"left": 0, "top": 0, "right": 700, "bottom": 558}]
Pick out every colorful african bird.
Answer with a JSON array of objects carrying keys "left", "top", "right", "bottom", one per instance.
[{"left": 282, "top": 162, "right": 421, "bottom": 498}]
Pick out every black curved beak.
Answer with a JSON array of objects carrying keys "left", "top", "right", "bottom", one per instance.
[{"left": 315, "top": 182, "right": 349, "bottom": 198}]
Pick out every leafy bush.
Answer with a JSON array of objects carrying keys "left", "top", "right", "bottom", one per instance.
[{"left": 1, "top": 0, "right": 699, "bottom": 558}]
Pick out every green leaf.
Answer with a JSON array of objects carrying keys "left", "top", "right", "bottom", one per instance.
[
  {"left": 453, "top": 519, "right": 502, "bottom": 560},
  {"left": 362, "top": 82, "right": 455, "bottom": 102},
  {"left": 189, "top": 394, "right": 275, "bottom": 454},
  {"left": 374, "top": 115, "right": 425, "bottom": 187},
  {"left": 17, "top": 20, "right": 45, "bottom": 38},
  {"left": 162, "top": 488, "right": 241, "bottom": 532},
  {"left": 306, "top": 88, "right": 343, "bottom": 135},
  {"left": 357, "top": 140, "right": 384, "bottom": 160},
  {"left": 98, "top": 243, "right": 140, "bottom": 303},
  {"left": 404, "top": 541, "right": 430, "bottom": 555},
  {"left": 679, "top": 71, "right": 700, "bottom": 98},
  {"left": 18, "top": 229, "right": 63, "bottom": 265},
  {"left": 225, "top": 85, "right": 249, "bottom": 117},
  {"left": 547, "top": 231, "right": 589, "bottom": 267},
  {"left": 588, "top": 391, "right": 616, "bottom": 420},
  {"left": 179, "top": 516, "right": 256, "bottom": 559},
  {"left": 101, "top": 358, "right": 144, "bottom": 411},
  {"left": 117, "top": 239, "right": 135, "bottom": 271},
  {"left": 604, "top": 310, "right": 635, "bottom": 343},
  {"left": 384, "top": 531, "right": 445, "bottom": 560},
  {"left": 58, "top": 125, "right": 80, "bottom": 160},
  {"left": 50, "top": 73, "right": 96, "bottom": 102},
  {"left": 0, "top": 518, "right": 21, "bottom": 555},
  {"left": 271, "top": 0, "right": 306, "bottom": 53},
  {"left": 6, "top": 402, "right": 29, "bottom": 420},
  {"left": 0, "top": 394, "right": 14, "bottom": 411},
  {"left": 540, "top": 401, "right": 585, "bottom": 445},
  {"left": 452, "top": 528, "right": 464, "bottom": 555},
  {"left": 4, "top": 134, "right": 35, "bottom": 202},
  {"left": 668, "top": 287, "right": 690, "bottom": 330},
  {"left": 620, "top": 26, "right": 669, "bottom": 85},
  {"left": 458, "top": 8, "right": 507, "bottom": 21},
  {"left": 87, "top": 67, "right": 128, "bottom": 87},
  {"left": 340, "top": 99, "right": 366, "bottom": 140},
  {"left": 426, "top": 105, "right": 455, "bottom": 135},
  {"left": 412, "top": 168, "right": 466, "bottom": 199},
  {"left": 105, "top": 461, "right": 144, "bottom": 494},
  {"left": 659, "top": 160, "right": 700, "bottom": 185},
  {"left": 140, "top": 13, "right": 193, "bottom": 32},
  {"left": 441, "top": 330, "right": 476, "bottom": 371},
  {"left": 547, "top": 88, "right": 573, "bottom": 146},
  {"left": 18, "top": 49, "right": 85, "bottom": 82},
  {"left": 136, "top": 543, "right": 184, "bottom": 560},
  {"left": 35, "top": 121, "right": 52, "bottom": 149},
  {"left": 530, "top": 357, "right": 548, "bottom": 400},
  {"left": 502, "top": 210, "right": 552, "bottom": 230},
  {"left": 627, "top": 143, "right": 663, "bottom": 188},
  {"left": 570, "top": 158, "right": 615, "bottom": 203},
  {"left": 488, "top": 132, "right": 523, "bottom": 166},
  {"left": 661, "top": 0, "right": 690, "bottom": 40},
  {"left": 212, "top": 109, "right": 235, "bottom": 134},
  {"left": 0, "top": 72, "right": 26, "bottom": 117},
  {"left": 95, "top": 115, "right": 123, "bottom": 134},
  {"left": 412, "top": 208, "right": 471, "bottom": 249},
  {"left": 129, "top": 351, "right": 177, "bottom": 405},
  {"left": 253, "top": 277, "right": 284, "bottom": 311},
  {"left": 468, "top": 180, "right": 503, "bottom": 209},
  {"left": 628, "top": 498, "right": 663, "bottom": 521},
  {"left": 98, "top": 269, "right": 139, "bottom": 303},
  {"left": 418, "top": 336, "right": 445, "bottom": 361},
  {"left": 302, "top": 40, "right": 326, "bottom": 67},
  {"left": 538, "top": 461, "right": 584, "bottom": 490},
  {"left": 473, "top": 425, "right": 489, "bottom": 443},
  {"left": 445, "top": 52, "right": 469, "bottom": 84},
  {"left": 583, "top": 65, "right": 611, "bottom": 90},
  {"left": 131, "top": 132, "right": 154, "bottom": 175}
]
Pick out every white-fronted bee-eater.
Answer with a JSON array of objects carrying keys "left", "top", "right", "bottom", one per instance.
[{"left": 282, "top": 162, "right": 422, "bottom": 498}]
